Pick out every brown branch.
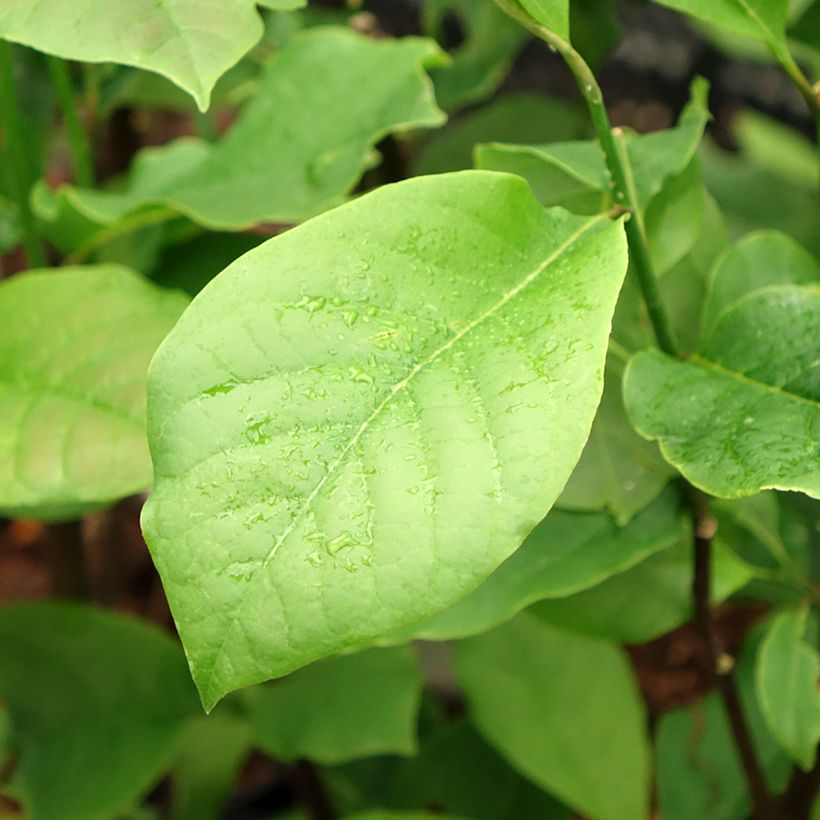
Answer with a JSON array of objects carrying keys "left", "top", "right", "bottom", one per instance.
[{"left": 690, "top": 488, "right": 775, "bottom": 820}]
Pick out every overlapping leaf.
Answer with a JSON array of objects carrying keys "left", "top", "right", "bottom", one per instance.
[
  {"left": 625, "top": 285, "right": 820, "bottom": 498},
  {"left": 46, "top": 28, "right": 447, "bottom": 232},
  {"left": 0, "top": 265, "right": 188, "bottom": 521},
  {"left": 141, "top": 171, "right": 628, "bottom": 708}
]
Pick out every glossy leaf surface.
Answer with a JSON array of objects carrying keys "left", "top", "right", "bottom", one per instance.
[
  {"left": 141, "top": 171, "right": 628, "bottom": 708},
  {"left": 0, "top": 265, "right": 188, "bottom": 521},
  {"left": 456, "top": 613, "right": 650, "bottom": 820}
]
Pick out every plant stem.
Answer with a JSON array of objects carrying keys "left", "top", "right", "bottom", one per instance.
[
  {"left": 689, "top": 486, "right": 775, "bottom": 820},
  {"left": 490, "top": 0, "right": 679, "bottom": 355},
  {"left": 0, "top": 42, "right": 46, "bottom": 268},
  {"left": 46, "top": 56, "right": 95, "bottom": 187}
]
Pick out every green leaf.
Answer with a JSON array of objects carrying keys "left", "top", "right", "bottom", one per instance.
[
  {"left": 518, "top": 0, "right": 570, "bottom": 38},
  {"left": 476, "top": 77, "right": 710, "bottom": 214},
  {"left": 0, "top": 265, "right": 188, "bottom": 521},
  {"left": 400, "top": 486, "right": 685, "bottom": 641},
  {"left": 656, "top": 628, "right": 791, "bottom": 820},
  {"left": 413, "top": 92, "right": 586, "bottom": 176},
  {"left": 0, "top": 0, "right": 272, "bottom": 111},
  {"left": 654, "top": 0, "right": 790, "bottom": 54},
  {"left": 756, "top": 607, "right": 820, "bottom": 770},
  {"left": 531, "top": 535, "right": 753, "bottom": 643},
  {"left": 558, "top": 357, "right": 675, "bottom": 521},
  {"left": 170, "top": 712, "right": 252, "bottom": 820},
  {"left": 422, "top": 0, "right": 528, "bottom": 110},
  {"left": 456, "top": 614, "right": 650, "bottom": 820},
  {"left": 0, "top": 603, "right": 198, "bottom": 820},
  {"left": 54, "top": 29, "right": 447, "bottom": 231},
  {"left": 244, "top": 647, "right": 422, "bottom": 764},
  {"left": 624, "top": 285, "right": 820, "bottom": 498},
  {"left": 141, "top": 171, "right": 628, "bottom": 709},
  {"left": 702, "top": 230, "right": 820, "bottom": 338}
]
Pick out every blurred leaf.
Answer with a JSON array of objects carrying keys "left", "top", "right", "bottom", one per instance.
[
  {"left": 702, "top": 230, "right": 820, "bottom": 338},
  {"left": 625, "top": 285, "right": 820, "bottom": 498},
  {"left": 414, "top": 92, "right": 585, "bottom": 176},
  {"left": 0, "top": 0, "right": 273, "bottom": 110},
  {"left": 456, "top": 614, "right": 650, "bottom": 820},
  {"left": 531, "top": 532, "right": 752, "bottom": 643},
  {"left": 170, "top": 712, "right": 252, "bottom": 820},
  {"left": 401, "top": 486, "right": 685, "bottom": 642},
  {"left": 422, "top": 0, "right": 527, "bottom": 110},
  {"left": 140, "top": 172, "right": 628, "bottom": 709},
  {"left": 0, "top": 603, "right": 198, "bottom": 820},
  {"left": 0, "top": 265, "right": 188, "bottom": 521},
  {"left": 756, "top": 607, "right": 820, "bottom": 770},
  {"left": 51, "top": 29, "right": 447, "bottom": 232},
  {"left": 244, "top": 647, "right": 422, "bottom": 764},
  {"left": 656, "top": 627, "right": 792, "bottom": 820},
  {"left": 558, "top": 357, "right": 675, "bottom": 522}
]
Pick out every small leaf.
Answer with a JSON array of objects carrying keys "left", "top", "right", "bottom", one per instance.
[
  {"left": 455, "top": 613, "right": 650, "bottom": 820},
  {"left": 0, "top": 265, "right": 188, "bottom": 521},
  {"left": 624, "top": 285, "right": 820, "bottom": 498},
  {"left": 53, "top": 29, "right": 447, "bottom": 231},
  {"left": 702, "top": 230, "right": 820, "bottom": 338},
  {"left": 244, "top": 647, "right": 422, "bottom": 764},
  {"left": 0, "top": 603, "right": 198, "bottom": 820},
  {"left": 401, "top": 486, "right": 685, "bottom": 641},
  {"left": 0, "top": 0, "right": 270, "bottom": 110},
  {"left": 756, "top": 607, "right": 820, "bottom": 770},
  {"left": 141, "top": 171, "right": 628, "bottom": 709},
  {"left": 422, "top": 0, "right": 528, "bottom": 110},
  {"left": 518, "top": 0, "right": 570, "bottom": 39}
]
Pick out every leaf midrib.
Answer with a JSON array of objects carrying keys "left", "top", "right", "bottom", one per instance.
[{"left": 199, "top": 212, "right": 610, "bottom": 698}]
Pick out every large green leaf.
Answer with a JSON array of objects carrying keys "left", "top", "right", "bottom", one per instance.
[
  {"left": 0, "top": 603, "right": 198, "bottom": 820},
  {"left": 399, "top": 486, "right": 685, "bottom": 641},
  {"left": 702, "top": 230, "right": 820, "bottom": 338},
  {"left": 756, "top": 607, "right": 820, "bottom": 770},
  {"left": 558, "top": 357, "right": 674, "bottom": 521},
  {"left": 0, "top": 0, "right": 282, "bottom": 111},
  {"left": 476, "top": 78, "right": 709, "bottom": 215},
  {"left": 0, "top": 265, "right": 188, "bottom": 521},
  {"left": 141, "top": 171, "right": 628, "bottom": 709},
  {"left": 455, "top": 613, "right": 650, "bottom": 820},
  {"left": 51, "top": 29, "right": 446, "bottom": 232},
  {"left": 625, "top": 285, "right": 820, "bottom": 498},
  {"left": 244, "top": 647, "right": 421, "bottom": 764}
]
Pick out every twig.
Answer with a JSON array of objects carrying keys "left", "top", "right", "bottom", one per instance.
[{"left": 43, "top": 520, "right": 88, "bottom": 600}]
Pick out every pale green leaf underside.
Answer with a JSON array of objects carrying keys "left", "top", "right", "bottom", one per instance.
[
  {"left": 141, "top": 171, "right": 628, "bottom": 709},
  {"left": 244, "top": 646, "right": 421, "bottom": 764},
  {"left": 519, "top": 0, "right": 571, "bottom": 39},
  {"left": 0, "top": 0, "right": 272, "bottom": 111},
  {"left": 398, "top": 486, "right": 684, "bottom": 642},
  {"left": 0, "top": 603, "right": 197, "bottom": 820},
  {"left": 625, "top": 285, "right": 820, "bottom": 499},
  {"left": 0, "top": 265, "right": 188, "bottom": 521},
  {"left": 756, "top": 608, "right": 820, "bottom": 770},
  {"left": 655, "top": 0, "right": 789, "bottom": 48},
  {"left": 55, "top": 28, "right": 447, "bottom": 231},
  {"left": 475, "top": 78, "right": 709, "bottom": 214},
  {"left": 456, "top": 614, "right": 650, "bottom": 820}
]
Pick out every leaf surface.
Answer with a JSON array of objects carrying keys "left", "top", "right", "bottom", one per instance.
[
  {"left": 0, "top": 0, "right": 271, "bottom": 110},
  {"left": 756, "top": 607, "right": 820, "bottom": 770},
  {"left": 57, "top": 29, "right": 446, "bottom": 230},
  {"left": 625, "top": 285, "right": 820, "bottom": 498},
  {"left": 0, "top": 603, "right": 198, "bottom": 820},
  {"left": 518, "top": 0, "right": 571, "bottom": 38},
  {"left": 455, "top": 613, "right": 650, "bottom": 820},
  {"left": 244, "top": 647, "right": 421, "bottom": 764},
  {"left": 0, "top": 265, "right": 187, "bottom": 521},
  {"left": 141, "top": 171, "right": 628, "bottom": 708}
]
